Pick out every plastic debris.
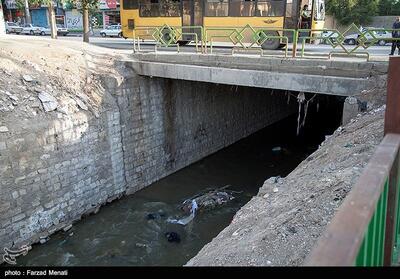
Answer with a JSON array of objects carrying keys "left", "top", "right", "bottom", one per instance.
[{"left": 167, "top": 186, "right": 238, "bottom": 226}]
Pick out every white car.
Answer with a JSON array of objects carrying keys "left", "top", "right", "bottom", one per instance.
[
  {"left": 321, "top": 30, "right": 339, "bottom": 44},
  {"left": 21, "top": 24, "right": 43, "bottom": 35},
  {"left": 40, "top": 24, "right": 69, "bottom": 36},
  {"left": 344, "top": 28, "right": 391, "bottom": 46},
  {"left": 99, "top": 25, "right": 122, "bottom": 37},
  {"left": 5, "top": 22, "right": 23, "bottom": 34}
]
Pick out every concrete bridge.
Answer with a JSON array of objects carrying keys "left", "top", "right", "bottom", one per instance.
[
  {"left": 0, "top": 37, "right": 391, "bottom": 255},
  {"left": 131, "top": 53, "right": 388, "bottom": 97}
]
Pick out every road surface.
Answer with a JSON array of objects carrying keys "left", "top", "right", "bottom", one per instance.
[{"left": 5, "top": 34, "right": 394, "bottom": 59}]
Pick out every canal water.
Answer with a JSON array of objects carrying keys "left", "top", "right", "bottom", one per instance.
[{"left": 16, "top": 97, "right": 342, "bottom": 266}]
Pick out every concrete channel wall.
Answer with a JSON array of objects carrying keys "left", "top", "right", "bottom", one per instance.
[{"left": 0, "top": 59, "right": 296, "bottom": 253}]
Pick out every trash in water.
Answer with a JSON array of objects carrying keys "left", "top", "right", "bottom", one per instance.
[
  {"left": 181, "top": 185, "right": 238, "bottom": 213},
  {"left": 167, "top": 185, "right": 240, "bottom": 226},
  {"left": 167, "top": 200, "right": 197, "bottom": 225},
  {"left": 165, "top": 232, "right": 181, "bottom": 243}
]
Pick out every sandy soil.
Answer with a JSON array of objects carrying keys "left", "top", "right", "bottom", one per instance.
[{"left": 0, "top": 36, "right": 128, "bottom": 132}]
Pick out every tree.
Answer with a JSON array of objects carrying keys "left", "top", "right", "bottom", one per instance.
[
  {"left": 30, "top": 0, "right": 58, "bottom": 39},
  {"left": 69, "top": 0, "right": 99, "bottom": 42},
  {"left": 326, "top": 0, "right": 379, "bottom": 26},
  {"left": 378, "top": 0, "right": 400, "bottom": 15}
]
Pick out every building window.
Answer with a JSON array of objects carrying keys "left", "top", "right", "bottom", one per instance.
[
  {"left": 123, "top": 0, "right": 139, "bottom": 10},
  {"left": 139, "top": 0, "right": 181, "bottom": 17},
  {"left": 205, "top": 0, "right": 229, "bottom": 17}
]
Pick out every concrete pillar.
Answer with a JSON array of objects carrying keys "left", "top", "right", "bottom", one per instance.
[
  {"left": 102, "top": 11, "right": 106, "bottom": 28},
  {"left": 342, "top": 97, "right": 359, "bottom": 125}
]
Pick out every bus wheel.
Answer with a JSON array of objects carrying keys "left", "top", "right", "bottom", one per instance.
[
  {"left": 278, "top": 43, "right": 287, "bottom": 49},
  {"left": 161, "top": 31, "right": 174, "bottom": 45},
  {"left": 260, "top": 31, "right": 281, "bottom": 50},
  {"left": 177, "top": 40, "right": 190, "bottom": 46}
]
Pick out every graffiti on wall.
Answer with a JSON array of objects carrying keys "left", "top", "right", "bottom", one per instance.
[{"left": 65, "top": 10, "right": 83, "bottom": 29}]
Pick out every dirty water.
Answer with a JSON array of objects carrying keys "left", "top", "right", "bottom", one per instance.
[{"left": 16, "top": 100, "right": 342, "bottom": 266}]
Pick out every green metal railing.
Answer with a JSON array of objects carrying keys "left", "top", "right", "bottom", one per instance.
[
  {"left": 203, "top": 25, "right": 295, "bottom": 57},
  {"left": 355, "top": 179, "right": 389, "bottom": 266},
  {"left": 132, "top": 23, "right": 400, "bottom": 60},
  {"left": 296, "top": 24, "right": 400, "bottom": 60},
  {"left": 133, "top": 25, "right": 204, "bottom": 53},
  {"left": 305, "top": 56, "right": 400, "bottom": 266}
]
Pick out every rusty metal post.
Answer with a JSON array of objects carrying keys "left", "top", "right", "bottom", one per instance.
[
  {"left": 384, "top": 57, "right": 400, "bottom": 135},
  {"left": 384, "top": 56, "right": 400, "bottom": 265}
]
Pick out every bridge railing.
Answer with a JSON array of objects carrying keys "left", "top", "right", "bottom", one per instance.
[
  {"left": 305, "top": 57, "right": 400, "bottom": 266},
  {"left": 203, "top": 26, "right": 295, "bottom": 57},
  {"left": 132, "top": 25, "right": 204, "bottom": 53},
  {"left": 132, "top": 23, "right": 400, "bottom": 60},
  {"left": 295, "top": 24, "right": 400, "bottom": 60}
]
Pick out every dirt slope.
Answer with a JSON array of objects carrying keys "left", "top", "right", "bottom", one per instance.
[{"left": 187, "top": 105, "right": 386, "bottom": 266}]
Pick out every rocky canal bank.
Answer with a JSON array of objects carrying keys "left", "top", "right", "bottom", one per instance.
[{"left": 187, "top": 103, "right": 387, "bottom": 266}]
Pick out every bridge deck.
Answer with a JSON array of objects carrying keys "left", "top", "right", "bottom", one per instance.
[{"left": 131, "top": 53, "right": 388, "bottom": 96}]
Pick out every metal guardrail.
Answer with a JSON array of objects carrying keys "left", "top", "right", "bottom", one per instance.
[
  {"left": 305, "top": 56, "right": 400, "bottom": 266},
  {"left": 132, "top": 23, "right": 400, "bottom": 60},
  {"left": 203, "top": 26, "right": 295, "bottom": 57},
  {"left": 133, "top": 25, "right": 204, "bottom": 53}
]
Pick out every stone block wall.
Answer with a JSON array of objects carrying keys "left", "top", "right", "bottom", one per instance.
[{"left": 0, "top": 60, "right": 296, "bottom": 253}]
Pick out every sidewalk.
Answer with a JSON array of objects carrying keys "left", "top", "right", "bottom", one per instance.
[{"left": 67, "top": 28, "right": 103, "bottom": 37}]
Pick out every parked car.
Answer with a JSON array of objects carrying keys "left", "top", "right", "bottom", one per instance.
[
  {"left": 5, "top": 22, "right": 23, "bottom": 34},
  {"left": 344, "top": 27, "right": 391, "bottom": 46},
  {"left": 21, "top": 24, "right": 43, "bottom": 35},
  {"left": 321, "top": 30, "right": 339, "bottom": 44},
  {"left": 40, "top": 24, "right": 69, "bottom": 36},
  {"left": 99, "top": 25, "right": 122, "bottom": 37}
]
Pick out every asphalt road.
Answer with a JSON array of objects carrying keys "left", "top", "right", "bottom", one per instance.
[{"left": 11, "top": 34, "right": 395, "bottom": 58}]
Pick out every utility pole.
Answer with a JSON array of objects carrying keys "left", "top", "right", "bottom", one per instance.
[{"left": 24, "top": 0, "right": 32, "bottom": 24}]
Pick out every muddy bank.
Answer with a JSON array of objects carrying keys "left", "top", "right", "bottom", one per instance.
[{"left": 187, "top": 102, "right": 386, "bottom": 266}]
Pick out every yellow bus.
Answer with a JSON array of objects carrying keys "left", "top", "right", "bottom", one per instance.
[{"left": 120, "top": 0, "right": 325, "bottom": 49}]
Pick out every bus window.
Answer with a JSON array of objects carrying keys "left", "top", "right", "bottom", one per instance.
[
  {"left": 205, "top": 0, "right": 229, "bottom": 17},
  {"left": 285, "top": 0, "right": 293, "bottom": 18},
  {"left": 314, "top": 0, "right": 325, "bottom": 21},
  {"left": 229, "top": 0, "right": 257, "bottom": 17},
  {"left": 139, "top": 0, "right": 160, "bottom": 17},
  {"left": 123, "top": 0, "right": 138, "bottom": 9},
  {"left": 256, "top": 0, "right": 285, "bottom": 17},
  {"left": 160, "top": 0, "right": 181, "bottom": 16},
  {"left": 138, "top": 0, "right": 180, "bottom": 17}
]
